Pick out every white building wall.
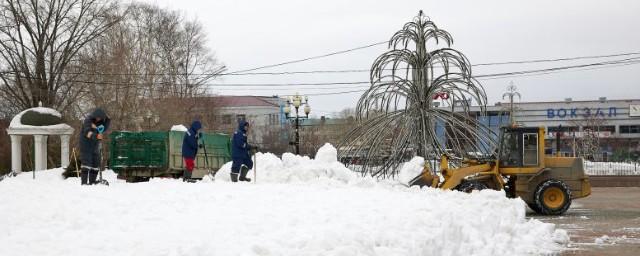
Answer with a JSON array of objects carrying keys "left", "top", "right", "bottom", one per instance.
[{"left": 217, "top": 106, "right": 283, "bottom": 144}]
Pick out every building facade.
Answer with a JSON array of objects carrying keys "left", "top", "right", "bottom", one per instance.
[
  {"left": 461, "top": 98, "right": 640, "bottom": 161},
  {"left": 212, "top": 96, "right": 288, "bottom": 145}
]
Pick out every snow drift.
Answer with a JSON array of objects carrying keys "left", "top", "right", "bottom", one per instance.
[
  {"left": 0, "top": 143, "right": 568, "bottom": 256},
  {"left": 214, "top": 143, "right": 357, "bottom": 184},
  {"left": 170, "top": 124, "right": 188, "bottom": 132}
]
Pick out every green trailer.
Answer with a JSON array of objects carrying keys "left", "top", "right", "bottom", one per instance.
[{"left": 109, "top": 130, "right": 231, "bottom": 182}]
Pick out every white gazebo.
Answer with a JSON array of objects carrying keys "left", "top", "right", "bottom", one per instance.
[{"left": 6, "top": 105, "right": 74, "bottom": 176}]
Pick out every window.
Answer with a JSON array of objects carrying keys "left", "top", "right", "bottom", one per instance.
[
  {"left": 547, "top": 126, "right": 578, "bottom": 133},
  {"left": 522, "top": 133, "right": 538, "bottom": 166},
  {"left": 500, "top": 131, "right": 521, "bottom": 167},
  {"left": 583, "top": 126, "right": 615, "bottom": 133},
  {"left": 269, "top": 114, "right": 279, "bottom": 125},
  {"left": 620, "top": 125, "right": 640, "bottom": 134}
]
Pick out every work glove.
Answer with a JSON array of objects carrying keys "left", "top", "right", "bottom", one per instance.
[{"left": 97, "top": 125, "right": 105, "bottom": 134}]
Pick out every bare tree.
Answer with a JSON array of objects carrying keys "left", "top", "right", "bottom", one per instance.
[
  {"left": 73, "top": 2, "right": 225, "bottom": 130},
  {"left": 0, "top": 0, "right": 121, "bottom": 113}
]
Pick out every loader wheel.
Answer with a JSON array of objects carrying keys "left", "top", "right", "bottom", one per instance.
[
  {"left": 533, "top": 179, "right": 572, "bottom": 215},
  {"left": 456, "top": 181, "right": 488, "bottom": 193},
  {"left": 527, "top": 202, "right": 541, "bottom": 213}
]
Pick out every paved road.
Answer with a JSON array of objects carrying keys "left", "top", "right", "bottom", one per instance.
[{"left": 528, "top": 187, "right": 640, "bottom": 255}]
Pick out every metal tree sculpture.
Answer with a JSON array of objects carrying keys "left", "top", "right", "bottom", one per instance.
[{"left": 339, "top": 11, "right": 496, "bottom": 178}]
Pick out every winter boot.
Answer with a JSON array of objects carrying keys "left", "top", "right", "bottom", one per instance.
[
  {"left": 88, "top": 169, "right": 98, "bottom": 185},
  {"left": 183, "top": 170, "right": 192, "bottom": 182},
  {"left": 239, "top": 166, "right": 251, "bottom": 182},
  {"left": 81, "top": 168, "right": 89, "bottom": 185},
  {"left": 230, "top": 172, "right": 239, "bottom": 182}
]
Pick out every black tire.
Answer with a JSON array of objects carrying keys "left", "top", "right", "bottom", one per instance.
[
  {"left": 534, "top": 179, "right": 572, "bottom": 215},
  {"left": 456, "top": 180, "right": 488, "bottom": 193},
  {"left": 527, "top": 202, "right": 542, "bottom": 213}
]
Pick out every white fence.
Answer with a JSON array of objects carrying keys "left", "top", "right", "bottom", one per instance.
[{"left": 584, "top": 161, "right": 640, "bottom": 176}]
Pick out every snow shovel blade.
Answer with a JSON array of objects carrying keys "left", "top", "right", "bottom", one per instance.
[{"left": 408, "top": 171, "right": 439, "bottom": 188}]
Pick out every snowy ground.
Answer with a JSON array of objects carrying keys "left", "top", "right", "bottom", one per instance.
[{"left": 0, "top": 144, "right": 569, "bottom": 256}]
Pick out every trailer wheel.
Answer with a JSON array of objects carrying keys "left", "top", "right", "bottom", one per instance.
[
  {"left": 534, "top": 179, "right": 572, "bottom": 215},
  {"left": 456, "top": 181, "right": 488, "bottom": 193}
]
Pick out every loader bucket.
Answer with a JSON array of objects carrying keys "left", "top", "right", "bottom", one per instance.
[{"left": 408, "top": 171, "right": 439, "bottom": 188}]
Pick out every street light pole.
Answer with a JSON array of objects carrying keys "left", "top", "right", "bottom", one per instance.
[
  {"left": 502, "top": 81, "right": 521, "bottom": 126},
  {"left": 295, "top": 112, "right": 300, "bottom": 154},
  {"left": 285, "top": 93, "right": 311, "bottom": 155}
]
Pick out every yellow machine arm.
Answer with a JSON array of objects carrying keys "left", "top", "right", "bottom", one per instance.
[{"left": 409, "top": 155, "right": 503, "bottom": 190}]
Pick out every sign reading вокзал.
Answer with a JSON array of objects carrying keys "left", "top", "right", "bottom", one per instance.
[{"left": 631, "top": 105, "right": 640, "bottom": 117}]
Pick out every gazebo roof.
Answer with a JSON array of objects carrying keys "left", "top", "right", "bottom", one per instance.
[{"left": 7, "top": 107, "right": 73, "bottom": 135}]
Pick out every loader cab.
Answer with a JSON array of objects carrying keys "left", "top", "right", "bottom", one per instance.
[{"left": 498, "top": 127, "right": 545, "bottom": 172}]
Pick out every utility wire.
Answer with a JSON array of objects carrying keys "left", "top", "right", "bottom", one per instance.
[
  {"left": 226, "top": 51, "right": 640, "bottom": 76},
  {"left": 479, "top": 60, "right": 640, "bottom": 81},
  {"left": 279, "top": 59, "right": 640, "bottom": 97},
  {"left": 224, "top": 41, "right": 389, "bottom": 74},
  {"left": 2, "top": 57, "right": 638, "bottom": 94},
  {"left": 2, "top": 50, "right": 639, "bottom": 77},
  {"left": 473, "top": 51, "right": 640, "bottom": 66}
]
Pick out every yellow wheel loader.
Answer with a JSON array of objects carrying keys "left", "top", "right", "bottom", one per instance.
[{"left": 409, "top": 126, "right": 591, "bottom": 215}]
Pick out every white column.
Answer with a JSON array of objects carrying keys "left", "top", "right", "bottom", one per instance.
[
  {"left": 42, "top": 135, "right": 48, "bottom": 170},
  {"left": 10, "top": 135, "right": 22, "bottom": 173},
  {"left": 33, "top": 135, "right": 48, "bottom": 171},
  {"left": 60, "top": 135, "right": 70, "bottom": 168}
]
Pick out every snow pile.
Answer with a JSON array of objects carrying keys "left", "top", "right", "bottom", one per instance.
[
  {"left": 594, "top": 235, "right": 628, "bottom": 245},
  {"left": 397, "top": 156, "right": 425, "bottom": 185},
  {"left": 0, "top": 148, "right": 570, "bottom": 256},
  {"left": 31, "top": 107, "right": 62, "bottom": 117},
  {"left": 315, "top": 143, "right": 338, "bottom": 163},
  {"left": 9, "top": 107, "right": 70, "bottom": 130},
  {"left": 170, "top": 124, "right": 188, "bottom": 132},
  {"left": 214, "top": 143, "right": 357, "bottom": 184}
]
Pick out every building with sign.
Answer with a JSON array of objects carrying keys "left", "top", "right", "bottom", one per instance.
[{"left": 449, "top": 98, "right": 640, "bottom": 161}]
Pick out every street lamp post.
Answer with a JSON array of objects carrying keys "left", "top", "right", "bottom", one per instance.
[{"left": 284, "top": 93, "right": 311, "bottom": 155}]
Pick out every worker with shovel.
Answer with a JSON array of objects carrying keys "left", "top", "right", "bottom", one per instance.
[
  {"left": 181, "top": 120, "right": 202, "bottom": 182},
  {"left": 79, "top": 108, "right": 110, "bottom": 185},
  {"left": 231, "top": 119, "right": 257, "bottom": 182}
]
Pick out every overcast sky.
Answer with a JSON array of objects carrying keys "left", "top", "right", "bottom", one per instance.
[{"left": 143, "top": 0, "right": 640, "bottom": 117}]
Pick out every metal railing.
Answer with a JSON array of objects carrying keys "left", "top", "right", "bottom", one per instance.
[{"left": 584, "top": 161, "right": 640, "bottom": 176}]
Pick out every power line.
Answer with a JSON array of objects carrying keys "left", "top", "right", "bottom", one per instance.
[
  {"left": 226, "top": 51, "right": 640, "bottom": 76},
  {"left": 288, "top": 89, "right": 367, "bottom": 96},
  {"left": 475, "top": 57, "right": 640, "bottom": 78},
  {"left": 2, "top": 57, "right": 638, "bottom": 94},
  {"left": 224, "top": 41, "right": 389, "bottom": 74},
  {"left": 2, "top": 50, "right": 639, "bottom": 78},
  {"left": 473, "top": 51, "right": 640, "bottom": 66},
  {"left": 281, "top": 59, "right": 640, "bottom": 97},
  {"left": 214, "top": 85, "right": 369, "bottom": 91},
  {"left": 478, "top": 59, "right": 640, "bottom": 81}
]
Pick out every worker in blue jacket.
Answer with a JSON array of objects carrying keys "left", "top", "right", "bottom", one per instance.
[
  {"left": 231, "top": 119, "right": 255, "bottom": 182},
  {"left": 79, "top": 108, "right": 110, "bottom": 185},
  {"left": 181, "top": 120, "right": 202, "bottom": 182}
]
